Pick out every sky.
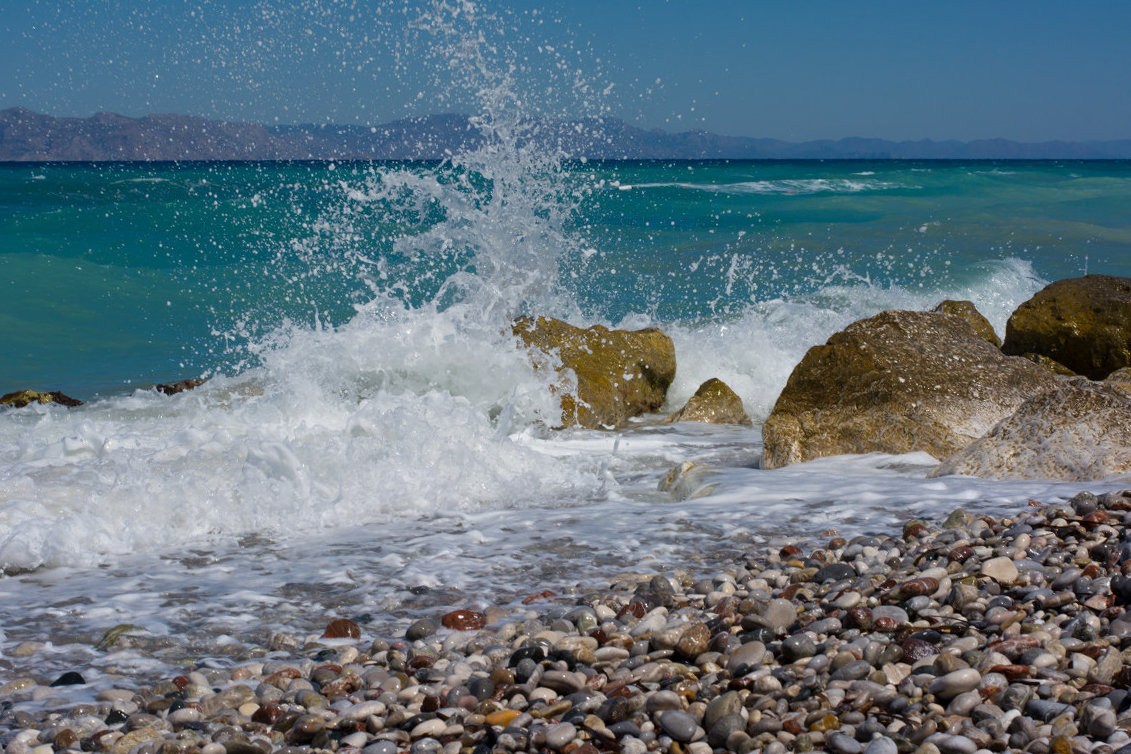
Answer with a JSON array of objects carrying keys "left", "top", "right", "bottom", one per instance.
[{"left": 2, "top": 0, "right": 1130, "bottom": 143}]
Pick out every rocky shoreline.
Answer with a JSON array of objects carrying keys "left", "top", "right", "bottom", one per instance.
[{"left": 6, "top": 489, "right": 1131, "bottom": 753}]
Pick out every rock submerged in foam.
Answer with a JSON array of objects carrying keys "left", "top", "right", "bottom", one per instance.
[
  {"left": 512, "top": 315, "right": 676, "bottom": 429},
  {"left": 761, "top": 309, "right": 1056, "bottom": 469},
  {"left": 664, "top": 377, "right": 751, "bottom": 426},
  {"left": 1003, "top": 274, "right": 1131, "bottom": 379}
]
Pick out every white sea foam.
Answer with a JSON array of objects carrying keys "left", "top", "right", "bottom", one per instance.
[{"left": 629, "top": 178, "right": 906, "bottom": 195}]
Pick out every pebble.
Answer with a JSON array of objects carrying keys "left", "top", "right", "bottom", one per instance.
[
  {"left": 658, "top": 710, "right": 699, "bottom": 743},
  {"left": 928, "top": 668, "right": 982, "bottom": 699},
  {"left": 865, "top": 737, "right": 900, "bottom": 754},
  {"left": 4, "top": 489, "right": 1131, "bottom": 754},
  {"left": 981, "top": 556, "right": 1020, "bottom": 583},
  {"left": 545, "top": 722, "right": 576, "bottom": 750}
]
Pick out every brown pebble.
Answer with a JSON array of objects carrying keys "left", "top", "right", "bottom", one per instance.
[
  {"left": 54, "top": 729, "right": 79, "bottom": 749},
  {"left": 323, "top": 618, "right": 361, "bottom": 639},
  {"left": 252, "top": 704, "right": 282, "bottom": 725},
  {"left": 903, "top": 522, "right": 929, "bottom": 540},
  {"left": 847, "top": 606, "right": 873, "bottom": 630},
  {"left": 947, "top": 545, "right": 975, "bottom": 563},
  {"left": 617, "top": 600, "right": 648, "bottom": 620},
  {"left": 889, "top": 577, "right": 939, "bottom": 600},
  {"left": 441, "top": 609, "right": 487, "bottom": 631},
  {"left": 902, "top": 637, "right": 939, "bottom": 663}
]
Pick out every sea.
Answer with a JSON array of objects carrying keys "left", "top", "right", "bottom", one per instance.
[{"left": 2, "top": 151, "right": 1130, "bottom": 705}]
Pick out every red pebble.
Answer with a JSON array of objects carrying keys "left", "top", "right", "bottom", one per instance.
[
  {"left": 171, "top": 675, "right": 190, "bottom": 691},
  {"left": 1082, "top": 563, "right": 1104, "bottom": 579},
  {"left": 779, "top": 544, "right": 802, "bottom": 559},
  {"left": 322, "top": 618, "right": 361, "bottom": 639},
  {"left": 873, "top": 616, "right": 899, "bottom": 632},
  {"left": 522, "top": 590, "right": 556, "bottom": 605},
  {"left": 441, "top": 609, "right": 486, "bottom": 631},
  {"left": 988, "top": 663, "right": 1030, "bottom": 681}
]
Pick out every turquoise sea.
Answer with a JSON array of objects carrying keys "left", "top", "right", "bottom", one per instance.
[
  {"left": 1, "top": 151, "right": 1130, "bottom": 700},
  {"left": 3, "top": 159, "right": 1129, "bottom": 398}
]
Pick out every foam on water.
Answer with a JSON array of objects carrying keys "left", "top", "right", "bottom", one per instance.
[{"left": 631, "top": 178, "right": 905, "bottom": 195}]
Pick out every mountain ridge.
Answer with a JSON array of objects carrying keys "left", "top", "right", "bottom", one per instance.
[{"left": 2, "top": 107, "right": 1130, "bottom": 161}]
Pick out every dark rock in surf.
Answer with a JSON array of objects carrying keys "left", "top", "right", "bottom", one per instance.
[
  {"left": 155, "top": 378, "right": 207, "bottom": 395},
  {"left": 664, "top": 377, "right": 751, "bottom": 426},
  {"left": 0, "top": 389, "right": 82, "bottom": 408},
  {"left": 762, "top": 310, "right": 1057, "bottom": 469},
  {"left": 512, "top": 316, "right": 676, "bottom": 429},
  {"left": 1002, "top": 274, "right": 1131, "bottom": 379}
]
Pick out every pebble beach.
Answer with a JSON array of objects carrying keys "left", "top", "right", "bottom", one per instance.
[{"left": 5, "top": 488, "right": 1131, "bottom": 754}]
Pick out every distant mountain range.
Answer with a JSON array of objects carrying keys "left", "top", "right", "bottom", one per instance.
[{"left": 2, "top": 107, "right": 1130, "bottom": 161}]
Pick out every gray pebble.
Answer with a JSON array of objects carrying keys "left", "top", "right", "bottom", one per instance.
[
  {"left": 828, "top": 731, "right": 864, "bottom": 754},
  {"left": 781, "top": 634, "right": 817, "bottom": 661},
  {"left": 546, "top": 722, "right": 576, "bottom": 750},
  {"left": 864, "top": 737, "right": 899, "bottom": 754},
  {"left": 659, "top": 709, "right": 699, "bottom": 743}
]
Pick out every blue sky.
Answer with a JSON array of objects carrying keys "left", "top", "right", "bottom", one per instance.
[{"left": 3, "top": 1, "right": 1129, "bottom": 142}]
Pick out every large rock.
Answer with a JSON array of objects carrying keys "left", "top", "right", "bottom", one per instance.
[
  {"left": 933, "top": 300, "right": 1001, "bottom": 347},
  {"left": 932, "top": 380, "right": 1131, "bottom": 481},
  {"left": 512, "top": 316, "right": 676, "bottom": 429},
  {"left": 665, "top": 377, "right": 751, "bottom": 426},
  {"left": 762, "top": 310, "right": 1058, "bottom": 469},
  {"left": 0, "top": 389, "right": 82, "bottom": 408},
  {"left": 1002, "top": 275, "right": 1131, "bottom": 379}
]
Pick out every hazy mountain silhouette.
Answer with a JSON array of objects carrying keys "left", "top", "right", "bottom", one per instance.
[{"left": 3, "top": 108, "right": 1129, "bottom": 161}]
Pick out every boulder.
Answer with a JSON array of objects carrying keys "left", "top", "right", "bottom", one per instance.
[
  {"left": 1002, "top": 275, "right": 1131, "bottom": 379},
  {"left": 933, "top": 300, "right": 1001, "bottom": 347},
  {"left": 1107, "top": 367, "right": 1131, "bottom": 396},
  {"left": 512, "top": 316, "right": 676, "bottom": 429},
  {"left": 1019, "top": 352, "right": 1077, "bottom": 376},
  {"left": 932, "top": 380, "right": 1131, "bottom": 481},
  {"left": 0, "top": 389, "right": 82, "bottom": 408},
  {"left": 761, "top": 310, "right": 1058, "bottom": 469},
  {"left": 665, "top": 377, "right": 751, "bottom": 426}
]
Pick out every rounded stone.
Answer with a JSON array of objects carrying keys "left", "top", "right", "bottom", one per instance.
[
  {"left": 865, "top": 737, "right": 899, "bottom": 754},
  {"left": 828, "top": 731, "right": 864, "bottom": 754},
  {"left": 405, "top": 619, "right": 438, "bottom": 641},
  {"left": 546, "top": 722, "right": 577, "bottom": 750},
  {"left": 659, "top": 710, "right": 699, "bottom": 743},
  {"left": 781, "top": 634, "right": 818, "bottom": 662},
  {"left": 726, "top": 640, "right": 766, "bottom": 671},
  {"left": 441, "top": 609, "right": 486, "bottom": 631},
  {"left": 981, "top": 557, "right": 1019, "bottom": 583},
  {"left": 929, "top": 669, "right": 982, "bottom": 700}
]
